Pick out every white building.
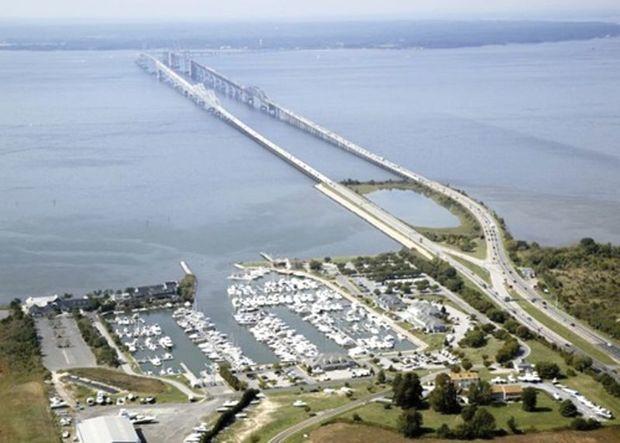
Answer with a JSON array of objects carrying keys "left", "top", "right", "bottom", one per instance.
[{"left": 76, "top": 416, "right": 140, "bottom": 443}]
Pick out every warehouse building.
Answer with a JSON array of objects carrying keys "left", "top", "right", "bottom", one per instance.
[{"left": 76, "top": 416, "right": 140, "bottom": 443}]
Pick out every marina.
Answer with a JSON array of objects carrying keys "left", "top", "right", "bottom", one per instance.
[
  {"left": 108, "top": 309, "right": 213, "bottom": 376},
  {"left": 228, "top": 268, "right": 416, "bottom": 360}
]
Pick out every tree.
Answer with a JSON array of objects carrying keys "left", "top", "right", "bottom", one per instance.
[
  {"left": 460, "top": 404, "right": 477, "bottom": 421},
  {"left": 522, "top": 388, "right": 537, "bottom": 412},
  {"left": 515, "top": 325, "right": 533, "bottom": 339},
  {"left": 470, "top": 407, "right": 496, "bottom": 438},
  {"left": 535, "top": 361, "right": 561, "bottom": 379},
  {"left": 506, "top": 416, "right": 520, "bottom": 434},
  {"left": 571, "top": 418, "right": 601, "bottom": 431},
  {"left": 461, "top": 358, "right": 473, "bottom": 371},
  {"left": 460, "top": 328, "right": 487, "bottom": 348},
  {"left": 571, "top": 355, "right": 593, "bottom": 372},
  {"left": 398, "top": 408, "right": 423, "bottom": 438},
  {"left": 495, "top": 338, "right": 520, "bottom": 364},
  {"left": 429, "top": 373, "right": 460, "bottom": 414},
  {"left": 468, "top": 380, "right": 492, "bottom": 405},
  {"left": 455, "top": 407, "right": 496, "bottom": 439},
  {"left": 392, "top": 372, "right": 423, "bottom": 409},
  {"left": 309, "top": 260, "right": 322, "bottom": 271},
  {"left": 486, "top": 308, "right": 507, "bottom": 323},
  {"left": 376, "top": 369, "right": 386, "bottom": 384},
  {"left": 559, "top": 399, "right": 579, "bottom": 417}
]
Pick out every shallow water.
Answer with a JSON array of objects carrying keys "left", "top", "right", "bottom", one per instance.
[{"left": 366, "top": 189, "right": 461, "bottom": 228}]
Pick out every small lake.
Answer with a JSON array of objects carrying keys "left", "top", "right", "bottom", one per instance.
[{"left": 367, "top": 189, "right": 461, "bottom": 229}]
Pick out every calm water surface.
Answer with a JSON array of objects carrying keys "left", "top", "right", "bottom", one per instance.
[{"left": 1, "top": 41, "right": 619, "bottom": 358}]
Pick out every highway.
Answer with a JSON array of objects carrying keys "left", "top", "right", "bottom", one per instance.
[{"left": 140, "top": 53, "right": 619, "bottom": 378}]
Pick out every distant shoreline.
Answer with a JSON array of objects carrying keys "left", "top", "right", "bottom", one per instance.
[{"left": 1, "top": 19, "right": 618, "bottom": 51}]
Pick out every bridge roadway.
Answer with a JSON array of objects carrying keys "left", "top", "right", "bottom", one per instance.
[
  {"left": 178, "top": 55, "right": 620, "bottom": 369},
  {"left": 141, "top": 53, "right": 619, "bottom": 378}
]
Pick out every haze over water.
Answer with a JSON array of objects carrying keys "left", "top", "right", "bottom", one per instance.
[{"left": 1, "top": 38, "right": 619, "bottom": 319}]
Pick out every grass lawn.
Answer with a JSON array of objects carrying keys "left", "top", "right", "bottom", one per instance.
[
  {"left": 221, "top": 389, "right": 360, "bottom": 443},
  {"left": 459, "top": 336, "right": 505, "bottom": 366},
  {"left": 68, "top": 367, "right": 186, "bottom": 403},
  {"left": 450, "top": 254, "right": 491, "bottom": 283},
  {"left": 0, "top": 365, "right": 57, "bottom": 443},
  {"left": 337, "top": 391, "right": 571, "bottom": 435}
]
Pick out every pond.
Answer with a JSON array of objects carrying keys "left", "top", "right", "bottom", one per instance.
[{"left": 367, "top": 189, "right": 461, "bottom": 229}]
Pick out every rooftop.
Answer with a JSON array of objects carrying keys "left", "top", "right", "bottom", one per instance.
[
  {"left": 76, "top": 416, "right": 139, "bottom": 443},
  {"left": 449, "top": 371, "right": 480, "bottom": 381}
]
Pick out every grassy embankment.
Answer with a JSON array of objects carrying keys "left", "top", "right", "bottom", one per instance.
[
  {"left": 508, "top": 238, "right": 620, "bottom": 344},
  {"left": 507, "top": 289, "right": 616, "bottom": 366},
  {"left": 67, "top": 367, "right": 186, "bottom": 403},
  {"left": 218, "top": 381, "right": 377, "bottom": 443},
  {"left": 450, "top": 254, "right": 491, "bottom": 284},
  {"left": 0, "top": 304, "right": 57, "bottom": 443},
  {"left": 345, "top": 180, "right": 486, "bottom": 260}
]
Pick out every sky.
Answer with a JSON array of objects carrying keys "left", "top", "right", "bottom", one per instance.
[{"left": 2, "top": 0, "right": 619, "bottom": 21}]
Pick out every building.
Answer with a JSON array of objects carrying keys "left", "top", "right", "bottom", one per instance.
[
  {"left": 305, "top": 353, "right": 356, "bottom": 373},
  {"left": 491, "top": 384, "right": 523, "bottom": 403},
  {"left": 449, "top": 371, "right": 480, "bottom": 389},
  {"left": 23, "top": 295, "right": 60, "bottom": 316},
  {"left": 132, "top": 281, "right": 178, "bottom": 300},
  {"left": 23, "top": 295, "right": 94, "bottom": 316},
  {"left": 76, "top": 416, "right": 140, "bottom": 443},
  {"left": 400, "top": 300, "right": 447, "bottom": 332},
  {"left": 376, "top": 293, "right": 406, "bottom": 312}
]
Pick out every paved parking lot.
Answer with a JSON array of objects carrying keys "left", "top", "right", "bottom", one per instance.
[
  {"left": 37, "top": 313, "right": 97, "bottom": 371},
  {"left": 76, "top": 398, "right": 226, "bottom": 443}
]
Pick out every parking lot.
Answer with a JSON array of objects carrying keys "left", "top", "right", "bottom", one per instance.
[
  {"left": 37, "top": 313, "right": 97, "bottom": 371},
  {"left": 75, "top": 399, "right": 226, "bottom": 443}
]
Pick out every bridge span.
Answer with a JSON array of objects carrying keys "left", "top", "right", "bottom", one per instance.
[
  {"left": 138, "top": 52, "right": 620, "bottom": 375},
  {"left": 137, "top": 53, "right": 436, "bottom": 260}
]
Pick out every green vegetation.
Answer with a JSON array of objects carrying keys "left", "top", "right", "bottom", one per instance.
[
  {"left": 392, "top": 372, "right": 423, "bottom": 409},
  {"left": 0, "top": 300, "right": 57, "bottom": 443},
  {"left": 559, "top": 399, "right": 579, "bottom": 417},
  {"left": 178, "top": 273, "right": 197, "bottom": 302},
  {"left": 522, "top": 387, "right": 538, "bottom": 412},
  {"left": 512, "top": 291, "right": 616, "bottom": 365},
  {"left": 459, "top": 327, "right": 488, "bottom": 348},
  {"left": 509, "top": 237, "right": 620, "bottom": 340},
  {"left": 398, "top": 408, "right": 423, "bottom": 437},
  {"left": 450, "top": 254, "right": 491, "bottom": 283},
  {"left": 526, "top": 340, "right": 620, "bottom": 417},
  {"left": 428, "top": 373, "right": 460, "bottom": 414},
  {"left": 222, "top": 387, "right": 358, "bottom": 442},
  {"left": 75, "top": 313, "right": 119, "bottom": 367},
  {"left": 201, "top": 389, "right": 259, "bottom": 442},
  {"left": 535, "top": 361, "right": 562, "bottom": 380},
  {"left": 68, "top": 368, "right": 178, "bottom": 400},
  {"left": 495, "top": 337, "right": 520, "bottom": 364},
  {"left": 344, "top": 179, "right": 484, "bottom": 257},
  {"left": 338, "top": 389, "right": 576, "bottom": 438},
  {"left": 219, "top": 362, "right": 247, "bottom": 391}
]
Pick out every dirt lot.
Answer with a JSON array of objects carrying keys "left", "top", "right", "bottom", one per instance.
[{"left": 309, "top": 423, "right": 620, "bottom": 443}]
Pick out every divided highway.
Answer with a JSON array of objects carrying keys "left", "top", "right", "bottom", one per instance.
[{"left": 139, "top": 53, "right": 619, "bottom": 380}]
